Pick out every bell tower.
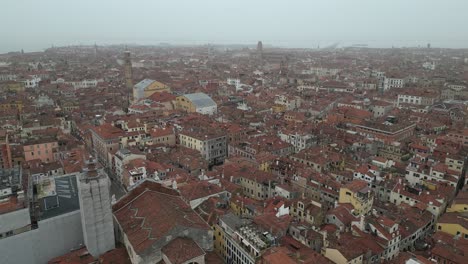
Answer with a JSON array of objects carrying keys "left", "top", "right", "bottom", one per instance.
[
  {"left": 257, "top": 41, "right": 263, "bottom": 61},
  {"left": 123, "top": 49, "right": 133, "bottom": 109}
]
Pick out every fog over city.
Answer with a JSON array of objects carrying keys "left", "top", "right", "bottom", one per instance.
[{"left": 2, "top": 0, "right": 468, "bottom": 53}]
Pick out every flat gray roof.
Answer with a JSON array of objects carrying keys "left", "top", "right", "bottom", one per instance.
[
  {"left": 220, "top": 212, "right": 251, "bottom": 230},
  {"left": 134, "top": 79, "right": 155, "bottom": 91},
  {"left": 40, "top": 174, "right": 80, "bottom": 220},
  {"left": 184, "top": 92, "right": 216, "bottom": 108}
]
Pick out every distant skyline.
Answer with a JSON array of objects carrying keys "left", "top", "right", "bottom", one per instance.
[{"left": 2, "top": 0, "right": 468, "bottom": 53}]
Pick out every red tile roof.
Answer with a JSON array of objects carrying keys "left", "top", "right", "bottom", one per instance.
[
  {"left": 261, "top": 247, "right": 297, "bottom": 264},
  {"left": 178, "top": 181, "right": 225, "bottom": 201},
  {"left": 254, "top": 213, "right": 292, "bottom": 236},
  {"left": 147, "top": 91, "right": 176, "bottom": 102},
  {"left": 327, "top": 203, "right": 358, "bottom": 226},
  {"left": 91, "top": 123, "right": 124, "bottom": 140},
  {"left": 48, "top": 247, "right": 131, "bottom": 264},
  {"left": 149, "top": 126, "right": 174, "bottom": 138},
  {"left": 279, "top": 236, "right": 333, "bottom": 263},
  {"left": 0, "top": 195, "right": 26, "bottom": 214},
  {"left": 112, "top": 181, "right": 210, "bottom": 254},
  {"left": 343, "top": 179, "right": 368, "bottom": 193},
  {"left": 161, "top": 237, "right": 205, "bottom": 264},
  {"left": 438, "top": 212, "right": 468, "bottom": 230}
]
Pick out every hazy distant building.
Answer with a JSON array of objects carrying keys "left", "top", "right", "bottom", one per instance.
[
  {"left": 51, "top": 78, "right": 101, "bottom": 89},
  {"left": 78, "top": 158, "right": 115, "bottom": 257},
  {"left": 94, "top": 43, "right": 98, "bottom": 58},
  {"left": 257, "top": 41, "right": 263, "bottom": 53},
  {"left": 0, "top": 73, "right": 17, "bottom": 81},
  {"left": 422, "top": 61, "right": 436, "bottom": 70},
  {"left": 280, "top": 59, "right": 288, "bottom": 75},
  {"left": 0, "top": 131, "right": 12, "bottom": 169},
  {"left": 305, "top": 66, "right": 341, "bottom": 77},
  {"left": 124, "top": 50, "right": 134, "bottom": 106},
  {"left": 262, "top": 52, "right": 289, "bottom": 64},
  {"left": 22, "top": 77, "right": 41, "bottom": 88},
  {"left": 383, "top": 76, "right": 405, "bottom": 90},
  {"left": 441, "top": 84, "right": 468, "bottom": 100},
  {"left": 397, "top": 89, "right": 439, "bottom": 106},
  {"left": 255, "top": 41, "right": 264, "bottom": 61}
]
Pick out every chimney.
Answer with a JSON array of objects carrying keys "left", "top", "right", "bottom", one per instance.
[{"left": 322, "top": 230, "right": 328, "bottom": 245}]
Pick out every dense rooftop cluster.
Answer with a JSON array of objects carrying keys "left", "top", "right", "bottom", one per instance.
[{"left": 0, "top": 44, "right": 467, "bottom": 264}]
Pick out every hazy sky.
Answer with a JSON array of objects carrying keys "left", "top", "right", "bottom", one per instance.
[{"left": 2, "top": 0, "right": 468, "bottom": 52}]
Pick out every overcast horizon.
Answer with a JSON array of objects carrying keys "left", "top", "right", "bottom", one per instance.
[{"left": 2, "top": 0, "right": 468, "bottom": 53}]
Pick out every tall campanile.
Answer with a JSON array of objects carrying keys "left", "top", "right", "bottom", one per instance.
[
  {"left": 257, "top": 41, "right": 263, "bottom": 61},
  {"left": 123, "top": 49, "right": 133, "bottom": 107}
]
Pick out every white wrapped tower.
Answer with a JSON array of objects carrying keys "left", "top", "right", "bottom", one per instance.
[{"left": 77, "top": 157, "right": 115, "bottom": 257}]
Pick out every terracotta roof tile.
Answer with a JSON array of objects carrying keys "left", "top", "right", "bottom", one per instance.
[
  {"left": 161, "top": 237, "right": 205, "bottom": 264},
  {"left": 113, "top": 181, "right": 210, "bottom": 254}
]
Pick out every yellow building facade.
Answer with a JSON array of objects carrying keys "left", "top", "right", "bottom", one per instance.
[
  {"left": 175, "top": 93, "right": 217, "bottom": 115},
  {"left": 133, "top": 79, "right": 170, "bottom": 102},
  {"left": 436, "top": 212, "right": 468, "bottom": 238},
  {"left": 213, "top": 224, "right": 226, "bottom": 258},
  {"left": 258, "top": 161, "right": 270, "bottom": 172},
  {"left": 2, "top": 81, "right": 25, "bottom": 92},
  {"left": 272, "top": 104, "right": 287, "bottom": 113},
  {"left": 0, "top": 100, "right": 24, "bottom": 112},
  {"left": 176, "top": 95, "right": 197, "bottom": 112},
  {"left": 229, "top": 197, "right": 255, "bottom": 218},
  {"left": 447, "top": 202, "right": 468, "bottom": 213},
  {"left": 338, "top": 180, "right": 374, "bottom": 216}
]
